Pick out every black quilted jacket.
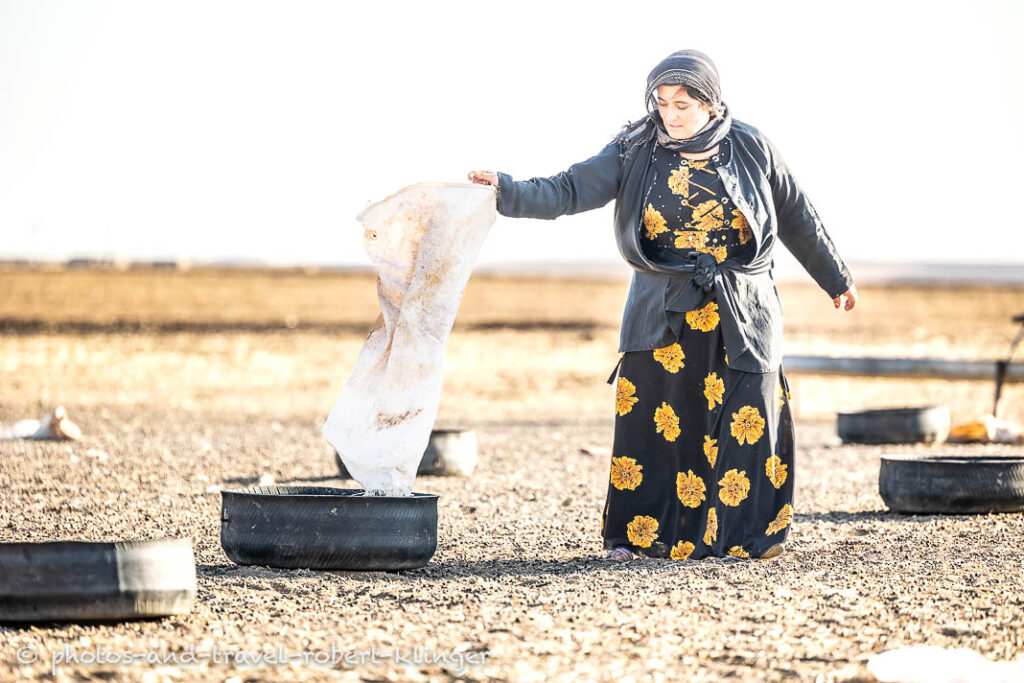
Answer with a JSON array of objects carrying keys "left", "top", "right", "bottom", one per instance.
[{"left": 495, "top": 117, "right": 854, "bottom": 373}]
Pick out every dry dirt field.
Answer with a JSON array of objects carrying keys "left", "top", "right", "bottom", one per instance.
[{"left": 1, "top": 267, "right": 1023, "bottom": 682}]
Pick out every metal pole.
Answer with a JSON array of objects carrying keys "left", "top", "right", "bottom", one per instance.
[{"left": 782, "top": 356, "right": 1024, "bottom": 383}]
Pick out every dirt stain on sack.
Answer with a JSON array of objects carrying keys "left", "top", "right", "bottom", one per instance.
[{"left": 374, "top": 408, "right": 423, "bottom": 430}]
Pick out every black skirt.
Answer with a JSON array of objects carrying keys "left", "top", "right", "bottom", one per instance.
[{"left": 601, "top": 299, "right": 795, "bottom": 560}]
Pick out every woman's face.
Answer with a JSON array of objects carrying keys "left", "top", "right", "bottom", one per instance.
[{"left": 656, "top": 84, "right": 712, "bottom": 139}]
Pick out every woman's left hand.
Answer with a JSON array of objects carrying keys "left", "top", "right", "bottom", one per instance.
[{"left": 833, "top": 284, "right": 858, "bottom": 311}]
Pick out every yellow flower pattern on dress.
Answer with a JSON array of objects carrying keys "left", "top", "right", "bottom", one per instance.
[
  {"left": 668, "top": 161, "right": 714, "bottom": 199},
  {"left": 616, "top": 377, "right": 638, "bottom": 417},
  {"left": 610, "top": 456, "right": 643, "bottom": 491},
  {"left": 690, "top": 199, "right": 724, "bottom": 231},
  {"left": 777, "top": 381, "right": 791, "bottom": 410},
  {"left": 685, "top": 301, "right": 720, "bottom": 332},
  {"left": 673, "top": 229, "right": 707, "bottom": 250},
  {"left": 696, "top": 244, "right": 728, "bottom": 264},
  {"left": 731, "top": 209, "right": 752, "bottom": 245},
  {"left": 676, "top": 470, "right": 706, "bottom": 508},
  {"left": 602, "top": 142, "right": 794, "bottom": 562},
  {"left": 654, "top": 402, "right": 681, "bottom": 442},
  {"left": 718, "top": 468, "right": 750, "bottom": 506},
  {"left": 643, "top": 204, "right": 668, "bottom": 240},
  {"left": 653, "top": 343, "right": 685, "bottom": 373},
  {"left": 670, "top": 541, "right": 695, "bottom": 560},
  {"left": 626, "top": 515, "right": 659, "bottom": 548},
  {"left": 766, "top": 504, "right": 793, "bottom": 535},
  {"left": 765, "top": 455, "right": 787, "bottom": 489},
  {"left": 703, "top": 435, "right": 718, "bottom": 468},
  {"left": 730, "top": 405, "right": 766, "bottom": 445},
  {"left": 704, "top": 372, "right": 725, "bottom": 410},
  {"left": 703, "top": 507, "right": 718, "bottom": 545},
  {"left": 667, "top": 166, "right": 694, "bottom": 198}
]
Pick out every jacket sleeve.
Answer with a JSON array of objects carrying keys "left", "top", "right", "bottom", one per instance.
[
  {"left": 765, "top": 136, "right": 855, "bottom": 299},
  {"left": 495, "top": 138, "right": 622, "bottom": 220}
]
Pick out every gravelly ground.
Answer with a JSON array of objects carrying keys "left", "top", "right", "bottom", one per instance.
[
  {"left": 2, "top": 405, "right": 1024, "bottom": 682},
  {"left": 2, "top": 269, "right": 1023, "bottom": 682}
]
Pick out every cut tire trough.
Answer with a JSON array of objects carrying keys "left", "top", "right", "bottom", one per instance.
[
  {"left": 0, "top": 538, "right": 196, "bottom": 623},
  {"left": 220, "top": 486, "right": 439, "bottom": 571},
  {"left": 879, "top": 454, "right": 1024, "bottom": 514}
]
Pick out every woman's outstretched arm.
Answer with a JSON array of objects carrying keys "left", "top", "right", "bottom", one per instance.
[
  {"left": 764, "top": 135, "right": 857, "bottom": 311},
  {"left": 468, "top": 138, "right": 622, "bottom": 220}
]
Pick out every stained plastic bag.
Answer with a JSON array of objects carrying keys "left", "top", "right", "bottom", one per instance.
[
  {"left": 868, "top": 645, "right": 1024, "bottom": 682},
  {"left": 1, "top": 406, "right": 82, "bottom": 441},
  {"left": 948, "top": 414, "right": 1024, "bottom": 444},
  {"left": 322, "top": 182, "right": 496, "bottom": 496}
]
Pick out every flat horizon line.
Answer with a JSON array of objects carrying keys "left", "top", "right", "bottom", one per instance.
[{"left": 1, "top": 257, "right": 1022, "bottom": 285}]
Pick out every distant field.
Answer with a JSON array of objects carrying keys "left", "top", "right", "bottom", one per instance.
[
  {"left": 1, "top": 266, "right": 1022, "bottom": 349},
  {"left": 0, "top": 266, "right": 1022, "bottom": 423}
]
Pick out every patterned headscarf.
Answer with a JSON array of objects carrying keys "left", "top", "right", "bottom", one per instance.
[{"left": 644, "top": 49, "right": 732, "bottom": 153}]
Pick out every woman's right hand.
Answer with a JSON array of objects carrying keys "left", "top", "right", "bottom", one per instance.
[
  {"left": 832, "top": 283, "right": 859, "bottom": 311},
  {"left": 467, "top": 170, "right": 498, "bottom": 188}
]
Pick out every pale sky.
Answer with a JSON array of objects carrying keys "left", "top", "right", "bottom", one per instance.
[{"left": 1, "top": 0, "right": 1022, "bottom": 271}]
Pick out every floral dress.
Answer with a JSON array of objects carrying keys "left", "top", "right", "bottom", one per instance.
[{"left": 601, "top": 142, "right": 795, "bottom": 560}]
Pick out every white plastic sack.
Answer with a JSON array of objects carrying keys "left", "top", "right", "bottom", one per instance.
[
  {"left": 868, "top": 645, "right": 1024, "bottom": 683},
  {"left": 1, "top": 406, "right": 82, "bottom": 441},
  {"left": 322, "top": 182, "right": 496, "bottom": 496}
]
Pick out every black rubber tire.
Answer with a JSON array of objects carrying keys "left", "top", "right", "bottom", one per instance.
[
  {"left": 879, "top": 455, "right": 1024, "bottom": 513},
  {"left": 220, "top": 486, "right": 438, "bottom": 571},
  {"left": 335, "top": 429, "right": 478, "bottom": 478},
  {"left": 0, "top": 538, "right": 196, "bottom": 623},
  {"left": 418, "top": 429, "right": 478, "bottom": 476},
  {"left": 837, "top": 406, "right": 950, "bottom": 444}
]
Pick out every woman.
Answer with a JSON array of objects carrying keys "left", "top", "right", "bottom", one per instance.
[{"left": 468, "top": 49, "right": 857, "bottom": 562}]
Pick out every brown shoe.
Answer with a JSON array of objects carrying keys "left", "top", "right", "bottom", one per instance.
[{"left": 760, "top": 543, "right": 785, "bottom": 559}]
